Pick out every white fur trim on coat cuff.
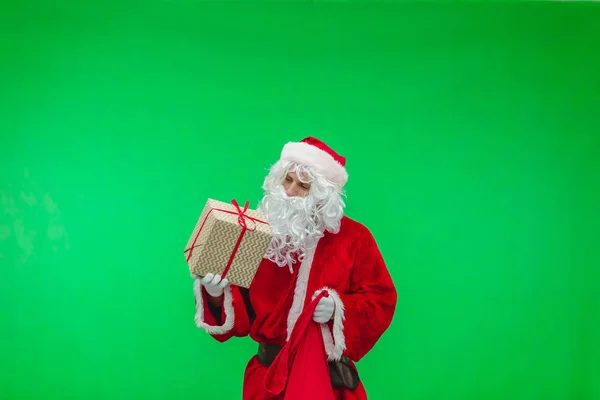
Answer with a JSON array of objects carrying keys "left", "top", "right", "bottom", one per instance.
[
  {"left": 193, "top": 279, "right": 234, "bottom": 336},
  {"left": 313, "top": 287, "right": 346, "bottom": 361}
]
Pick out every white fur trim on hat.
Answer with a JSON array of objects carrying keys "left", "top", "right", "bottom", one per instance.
[{"left": 281, "top": 142, "right": 348, "bottom": 188}]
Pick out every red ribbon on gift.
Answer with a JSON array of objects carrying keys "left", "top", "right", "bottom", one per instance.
[{"left": 185, "top": 199, "right": 269, "bottom": 279}]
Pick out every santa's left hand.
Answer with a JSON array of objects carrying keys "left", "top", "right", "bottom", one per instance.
[{"left": 313, "top": 295, "right": 335, "bottom": 323}]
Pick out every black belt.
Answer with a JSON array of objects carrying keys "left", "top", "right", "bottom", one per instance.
[{"left": 257, "top": 342, "right": 360, "bottom": 390}]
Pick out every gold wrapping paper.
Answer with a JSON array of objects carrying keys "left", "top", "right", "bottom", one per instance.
[{"left": 184, "top": 199, "right": 272, "bottom": 288}]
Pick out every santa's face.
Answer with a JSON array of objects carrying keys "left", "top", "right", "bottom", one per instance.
[
  {"left": 260, "top": 183, "right": 317, "bottom": 242},
  {"left": 282, "top": 171, "right": 311, "bottom": 198}
]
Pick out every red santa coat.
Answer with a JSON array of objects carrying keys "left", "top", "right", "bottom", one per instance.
[{"left": 193, "top": 216, "right": 398, "bottom": 399}]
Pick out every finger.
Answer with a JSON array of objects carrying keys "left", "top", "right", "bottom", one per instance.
[
  {"left": 218, "top": 278, "right": 228, "bottom": 289},
  {"left": 211, "top": 274, "right": 222, "bottom": 286},
  {"left": 201, "top": 273, "right": 214, "bottom": 285}
]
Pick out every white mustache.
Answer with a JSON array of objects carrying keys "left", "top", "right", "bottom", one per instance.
[{"left": 259, "top": 187, "right": 320, "bottom": 270}]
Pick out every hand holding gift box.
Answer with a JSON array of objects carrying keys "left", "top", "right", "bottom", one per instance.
[{"left": 184, "top": 198, "right": 272, "bottom": 289}]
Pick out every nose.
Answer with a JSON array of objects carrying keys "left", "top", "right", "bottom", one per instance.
[{"left": 285, "top": 184, "right": 300, "bottom": 197}]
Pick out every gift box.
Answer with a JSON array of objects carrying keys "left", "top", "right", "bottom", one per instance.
[{"left": 184, "top": 198, "right": 272, "bottom": 288}]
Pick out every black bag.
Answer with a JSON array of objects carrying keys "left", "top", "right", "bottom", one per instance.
[{"left": 328, "top": 356, "right": 360, "bottom": 390}]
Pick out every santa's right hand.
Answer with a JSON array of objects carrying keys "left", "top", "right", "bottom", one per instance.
[{"left": 198, "top": 273, "right": 228, "bottom": 298}]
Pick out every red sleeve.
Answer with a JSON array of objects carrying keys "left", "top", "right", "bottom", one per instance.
[
  {"left": 192, "top": 280, "right": 253, "bottom": 342},
  {"left": 317, "top": 229, "right": 398, "bottom": 362}
]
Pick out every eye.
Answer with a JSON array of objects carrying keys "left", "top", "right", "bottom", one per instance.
[
  {"left": 301, "top": 183, "right": 311, "bottom": 190},
  {"left": 285, "top": 175, "right": 293, "bottom": 182}
]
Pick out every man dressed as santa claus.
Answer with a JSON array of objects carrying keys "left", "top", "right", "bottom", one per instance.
[{"left": 192, "top": 137, "right": 397, "bottom": 399}]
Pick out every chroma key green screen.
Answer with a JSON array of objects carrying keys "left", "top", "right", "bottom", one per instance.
[{"left": 1, "top": 1, "right": 599, "bottom": 399}]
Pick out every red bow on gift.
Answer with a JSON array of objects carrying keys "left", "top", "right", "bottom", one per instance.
[{"left": 263, "top": 290, "right": 336, "bottom": 400}]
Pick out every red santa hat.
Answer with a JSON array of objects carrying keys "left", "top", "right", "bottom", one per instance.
[{"left": 280, "top": 137, "right": 348, "bottom": 189}]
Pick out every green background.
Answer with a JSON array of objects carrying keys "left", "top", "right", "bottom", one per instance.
[{"left": 1, "top": 1, "right": 599, "bottom": 399}]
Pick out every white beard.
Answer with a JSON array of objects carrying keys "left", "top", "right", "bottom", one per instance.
[{"left": 258, "top": 186, "right": 325, "bottom": 271}]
